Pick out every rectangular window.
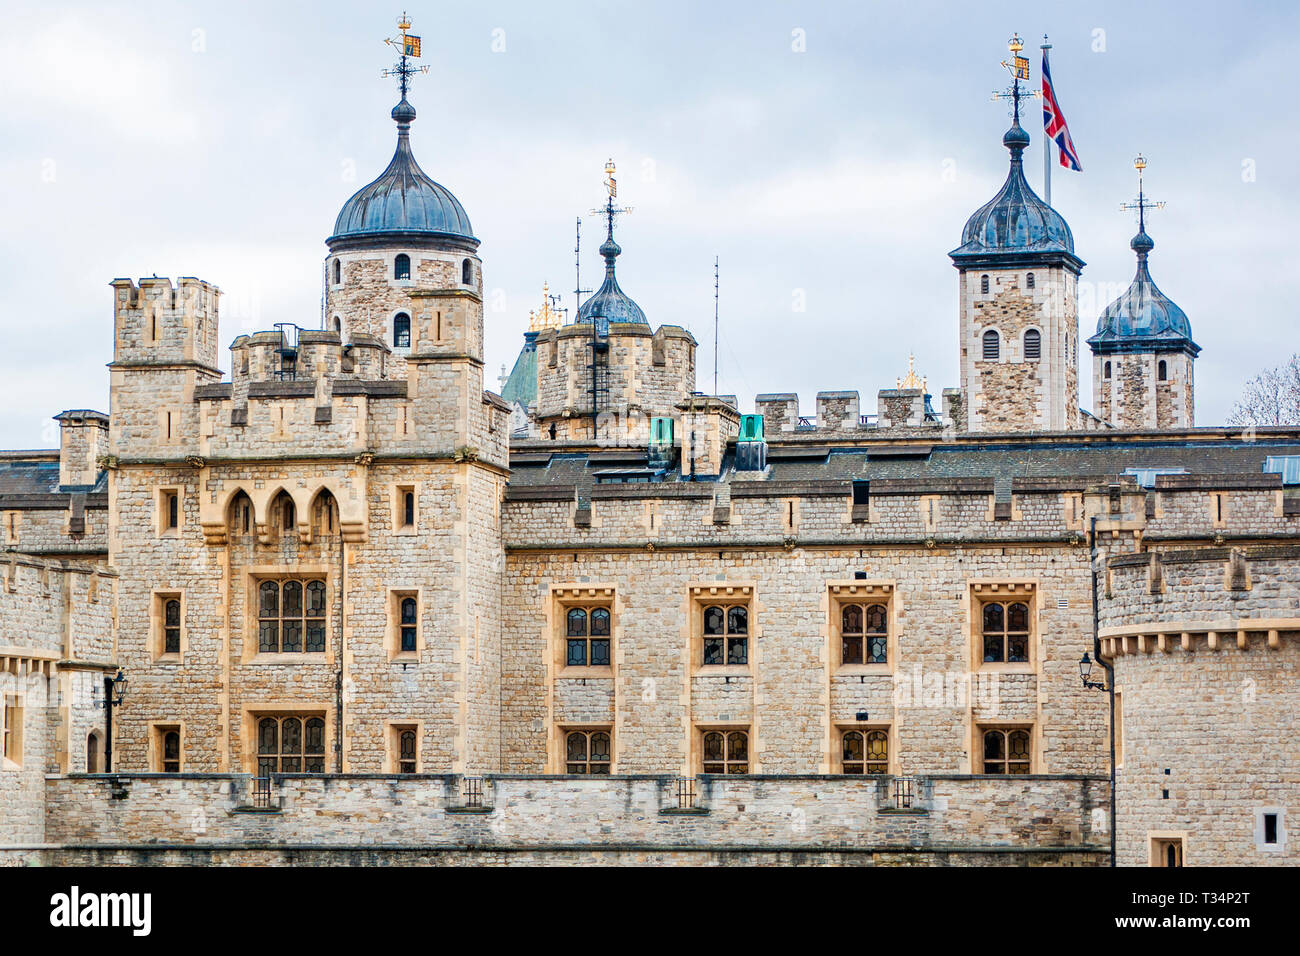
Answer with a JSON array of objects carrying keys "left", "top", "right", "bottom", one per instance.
[
  {"left": 156, "top": 592, "right": 183, "bottom": 658},
  {"left": 400, "top": 595, "right": 418, "bottom": 653},
  {"left": 154, "top": 725, "right": 182, "bottom": 773},
  {"left": 701, "top": 729, "right": 749, "bottom": 774},
  {"left": 1264, "top": 814, "right": 1279, "bottom": 845},
  {"left": 565, "top": 606, "right": 611, "bottom": 667},
  {"left": 1151, "top": 837, "right": 1184, "bottom": 868},
  {"left": 158, "top": 488, "right": 181, "bottom": 535},
  {"left": 701, "top": 602, "right": 749, "bottom": 666},
  {"left": 391, "top": 724, "right": 419, "bottom": 774},
  {"left": 255, "top": 714, "right": 327, "bottom": 775},
  {"left": 393, "top": 484, "right": 418, "bottom": 533},
  {"left": 257, "top": 579, "right": 327, "bottom": 653},
  {"left": 980, "top": 726, "right": 1032, "bottom": 774},
  {"left": 2, "top": 695, "right": 21, "bottom": 766},
  {"left": 972, "top": 584, "right": 1036, "bottom": 668},
  {"left": 564, "top": 728, "right": 612, "bottom": 774},
  {"left": 840, "top": 728, "right": 889, "bottom": 774}
]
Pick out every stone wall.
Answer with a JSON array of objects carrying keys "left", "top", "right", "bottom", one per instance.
[
  {"left": 1099, "top": 545, "right": 1300, "bottom": 865},
  {"left": 38, "top": 772, "right": 1109, "bottom": 866}
]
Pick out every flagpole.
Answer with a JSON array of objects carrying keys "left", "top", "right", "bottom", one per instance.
[{"left": 1041, "top": 36, "right": 1052, "bottom": 206}]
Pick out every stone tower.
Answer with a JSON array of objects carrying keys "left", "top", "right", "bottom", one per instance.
[
  {"left": 324, "top": 95, "right": 481, "bottom": 375},
  {"left": 950, "top": 116, "right": 1084, "bottom": 433},
  {"left": 533, "top": 163, "right": 697, "bottom": 444},
  {"left": 1087, "top": 160, "right": 1198, "bottom": 429}
]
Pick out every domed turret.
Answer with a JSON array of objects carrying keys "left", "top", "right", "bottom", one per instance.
[
  {"left": 951, "top": 119, "right": 1079, "bottom": 261},
  {"left": 575, "top": 234, "right": 647, "bottom": 329},
  {"left": 328, "top": 97, "right": 476, "bottom": 252},
  {"left": 1087, "top": 156, "right": 1198, "bottom": 430},
  {"left": 1088, "top": 227, "right": 1197, "bottom": 352}
]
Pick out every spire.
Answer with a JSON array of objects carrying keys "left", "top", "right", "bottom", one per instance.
[{"left": 576, "top": 159, "right": 646, "bottom": 327}]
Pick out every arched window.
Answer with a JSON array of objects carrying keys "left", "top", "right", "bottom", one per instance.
[
  {"left": 271, "top": 491, "right": 296, "bottom": 532},
  {"left": 461, "top": 259, "right": 473, "bottom": 285},
  {"left": 982, "top": 329, "right": 1000, "bottom": 361},
  {"left": 702, "top": 730, "right": 749, "bottom": 774},
  {"left": 257, "top": 715, "right": 326, "bottom": 775},
  {"left": 403, "top": 490, "right": 415, "bottom": 528},
  {"left": 312, "top": 489, "right": 337, "bottom": 536},
  {"left": 565, "top": 606, "right": 611, "bottom": 666},
  {"left": 1158, "top": 359, "right": 1168, "bottom": 381},
  {"left": 394, "top": 254, "right": 410, "bottom": 280},
  {"left": 333, "top": 316, "right": 342, "bottom": 335},
  {"left": 333, "top": 259, "right": 341, "bottom": 285},
  {"left": 982, "top": 728, "right": 1031, "bottom": 774},
  {"left": 980, "top": 274, "right": 989, "bottom": 294},
  {"left": 840, "top": 603, "right": 888, "bottom": 665},
  {"left": 400, "top": 596, "right": 418, "bottom": 653},
  {"left": 1026, "top": 272, "right": 1035, "bottom": 289},
  {"left": 164, "top": 599, "right": 182, "bottom": 655},
  {"left": 228, "top": 490, "right": 253, "bottom": 536},
  {"left": 981, "top": 601, "right": 1030, "bottom": 663},
  {"left": 1024, "top": 328, "right": 1041, "bottom": 360},
  {"left": 393, "top": 313, "right": 411, "bottom": 349},
  {"left": 1104, "top": 361, "right": 1112, "bottom": 380},
  {"left": 841, "top": 729, "right": 888, "bottom": 774},
  {"left": 86, "top": 732, "right": 102, "bottom": 773},
  {"left": 398, "top": 730, "right": 417, "bottom": 773}
]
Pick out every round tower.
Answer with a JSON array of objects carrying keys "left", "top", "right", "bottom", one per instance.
[
  {"left": 1087, "top": 157, "right": 1199, "bottom": 429},
  {"left": 1099, "top": 546, "right": 1299, "bottom": 865}
]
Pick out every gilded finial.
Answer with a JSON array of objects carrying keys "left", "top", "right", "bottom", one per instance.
[
  {"left": 898, "top": 354, "right": 926, "bottom": 391},
  {"left": 529, "top": 281, "right": 563, "bottom": 332}
]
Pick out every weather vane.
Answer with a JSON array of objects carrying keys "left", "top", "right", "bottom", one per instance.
[
  {"left": 1121, "top": 154, "right": 1166, "bottom": 233},
  {"left": 589, "top": 159, "right": 634, "bottom": 242},
  {"left": 382, "top": 12, "right": 430, "bottom": 98},
  {"left": 991, "top": 33, "right": 1040, "bottom": 122}
]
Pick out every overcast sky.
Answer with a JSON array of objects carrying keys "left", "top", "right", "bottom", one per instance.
[{"left": 1, "top": 1, "right": 1296, "bottom": 448}]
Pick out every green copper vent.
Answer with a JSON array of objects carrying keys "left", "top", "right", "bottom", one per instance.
[
  {"left": 650, "top": 417, "right": 674, "bottom": 446},
  {"left": 738, "top": 414, "right": 764, "bottom": 442}
]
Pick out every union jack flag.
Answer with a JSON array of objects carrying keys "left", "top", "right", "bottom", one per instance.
[{"left": 1042, "top": 50, "right": 1082, "bottom": 171}]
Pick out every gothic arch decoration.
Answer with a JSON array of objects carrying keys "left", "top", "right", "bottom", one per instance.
[{"left": 201, "top": 478, "right": 367, "bottom": 547}]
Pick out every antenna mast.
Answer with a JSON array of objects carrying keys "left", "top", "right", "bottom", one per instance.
[{"left": 713, "top": 256, "right": 719, "bottom": 396}]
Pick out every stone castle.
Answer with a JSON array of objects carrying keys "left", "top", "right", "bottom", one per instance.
[{"left": 1, "top": 36, "right": 1296, "bottom": 867}]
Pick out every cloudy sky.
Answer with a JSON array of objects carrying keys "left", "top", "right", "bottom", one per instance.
[{"left": 1, "top": 1, "right": 1295, "bottom": 447}]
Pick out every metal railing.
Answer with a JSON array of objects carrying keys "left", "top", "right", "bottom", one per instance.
[
  {"left": 675, "top": 776, "right": 697, "bottom": 810},
  {"left": 893, "top": 776, "right": 915, "bottom": 810},
  {"left": 252, "top": 776, "right": 273, "bottom": 809},
  {"left": 462, "top": 775, "right": 485, "bottom": 808}
]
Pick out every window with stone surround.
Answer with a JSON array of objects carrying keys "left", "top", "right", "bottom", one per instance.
[
  {"left": 1151, "top": 836, "right": 1184, "bottom": 867},
  {"left": 830, "top": 582, "right": 894, "bottom": 669},
  {"left": 388, "top": 723, "right": 419, "bottom": 773},
  {"left": 86, "top": 731, "right": 102, "bottom": 773},
  {"left": 564, "top": 729, "right": 611, "bottom": 774},
  {"left": 228, "top": 490, "right": 253, "bottom": 538},
  {"left": 1104, "top": 361, "right": 1112, "bottom": 380},
  {"left": 332, "top": 258, "right": 341, "bottom": 285},
  {"left": 257, "top": 579, "right": 327, "bottom": 653},
  {"left": 980, "top": 274, "right": 989, "bottom": 294},
  {"left": 157, "top": 488, "right": 181, "bottom": 536},
  {"left": 153, "top": 725, "right": 182, "bottom": 773},
  {"left": 394, "top": 254, "right": 411, "bottom": 280},
  {"left": 1158, "top": 359, "right": 1168, "bottom": 381},
  {"left": 461, "top": 258, "right": 473, "bottom": 286},
  {"left": 980, "top": 727, "right": 1031, "bottom": 774},
  {"left": 155, "top": 592, "right": 183, "bottom": 659},
  {"left": 1024, "top": 328, "right": 1041, "bottom": 360},
  {"left": 387, "top": 589, "right": 422, "bottom": 660},
  {"left": 701, "top": 729, "right": 749, "bottom": 774},
  {"left": 982, "top": 329, "right": 1000, "bottom": 361},
  {"left": 393, "top": 312, "right": 411, "bottom": 349},
  {"left": 1026, "top": 272, "right": 1035, "bottom": 289},
  {"left": 3, "top": 511, "right": 18, "bottom": 546},
  {"left": 691, "top": 586, "right": 754, "bottom": 669},
  {"left": 840, "top": 728, "right": 889, "bottom": 774},
  {"left": 971, "top": 583, "right": 1035, "bottom": 669},
  {"left": 393, "top": 484, "right": 418, "bottom": 533},
  {"left": 565, "top": 606, "right": 611, "bottom": 666},
  {"left": 1, "top": 694, "right": 21, "bottom": 768},
  {"left": 554, "top": 587, "right": 615, "bottom": 673},
  {"left": 256, "top": 715, "right": 326, "bottom": 775}
]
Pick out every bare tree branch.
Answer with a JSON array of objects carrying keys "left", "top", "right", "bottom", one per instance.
[{"left": 1227, "top": 353, "right": 1300, "bottom": 427}]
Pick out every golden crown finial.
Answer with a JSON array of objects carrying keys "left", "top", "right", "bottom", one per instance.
[
  {"left": 1008, "top": 33, "right": 1023, "bottom": 54},
  {"left": 1134, "top": 153, "right": 1147, "bottom": 172},
  {"left": 897, "top": 353, "right": 926, "bottom": 391},
  {"left": 398, "top": 12, "right": 412, "bottom": 32}
]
